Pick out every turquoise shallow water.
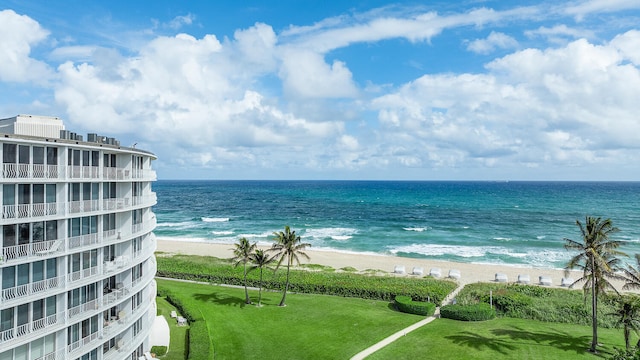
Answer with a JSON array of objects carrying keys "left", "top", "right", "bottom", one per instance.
[{"left": 152, "top": 181, "right": 640, "bottom": 269}]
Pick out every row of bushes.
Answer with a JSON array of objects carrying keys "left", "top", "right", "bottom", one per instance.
[
  {"left": 158, "top": 286, "right": 213, "bottom": 360},
  {"left": 394, "top": 296, "right": 437, "bottom": 316},
  {"left": 440, "top": 303, "right": 496, "bottom": 321},
  {"left": 156, "top": 255, "right": 458, "bottom": 303},
  {"left": 455, "top": 282, "right": 623, "bottom": 327}
]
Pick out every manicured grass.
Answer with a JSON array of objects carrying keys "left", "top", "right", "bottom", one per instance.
[
  {"left": 155, "top": 296, "right": 189, "bottom": 360},
  {"left": 368, "top": 317, "right": 627, "bottom": 360},
  {"left": 156, "top": 278, "right": 423, "bottom": 359}
]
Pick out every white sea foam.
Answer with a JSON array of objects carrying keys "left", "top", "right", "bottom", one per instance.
[
  {"left": 493, "top": 237, "right": 512, "bottom": 241},
  {"left": 202, "top": 217, "right": 230, "bottom": 222},
  {"left": 156, "top": 221, "right": 199, "bottom": 228},
  {"left": 403, "top": 227, "right": 428, "bottom": 232},
  {"left": 536, "top": 235, "right": 546, "bottom": 239},
  {"left": 304, "top": 227, "right": 357, "bottom": 241},
  {"left": 212, "top": 230, "right": 234, "bottom": 236}
]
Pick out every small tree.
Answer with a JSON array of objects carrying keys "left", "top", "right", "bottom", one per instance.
[
  {"left": 231, "top": 237, "right": 256, "bottom": 305},
  {"left": 270, "top": 226, "right": 310, "bottom": 307},
  {"left": 609, "top": 297, "right": 640, "bottom": 350},
  {"left": 249, "top": 249, "right": 276, "bottom": 307}
]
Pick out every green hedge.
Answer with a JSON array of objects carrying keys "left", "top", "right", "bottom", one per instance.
[
  {"left": 187, "top": 321, "right": 213, "bottom": 360},
  {"left": 394, "top": 295, "right": 436, "bottom": 316},
  {"left": 440, "top": 303, "right": 496, "bottom": 321},
  {"left": 158, "top": 287, "right": 213, "bottom": 360},
  {"left": 150, "top": 346, "right": 167, "bottom": 356},
  {"left": 156, "top": 255, "right": 457, "bottom": 304}
]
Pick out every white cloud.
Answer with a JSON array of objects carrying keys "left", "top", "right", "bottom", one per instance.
[
  {"left": 467, "top": 31, "right": 519, "bottom": 54},
  {"left": 371, "top": 34, "right": 640, "bottom": 171},
  {"left": 564, "top": 0, "right": 640, "bottom": 21},
  {"left": 524, "top": 25, "right": 594, "bottom": 43},
  {"left": 0, "top": 10, "right": 53, "bottom": 84},
  {"left": 167, "top": 14, "right": 195, "bottom": 30}
]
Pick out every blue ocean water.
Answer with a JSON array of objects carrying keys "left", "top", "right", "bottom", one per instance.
[{"left": 152, "top": 181, "right": 640, "bottom": 269}]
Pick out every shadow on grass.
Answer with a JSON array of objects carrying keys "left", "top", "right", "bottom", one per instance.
[
  {"left": 446, "top": 324, "right": 614, "bottom": 358},
  {"left": 491, "top": 326, "right": 615, "bottom": 357},
  {"left": 193, "top": 292, "right": 246, "bottom": 307}
]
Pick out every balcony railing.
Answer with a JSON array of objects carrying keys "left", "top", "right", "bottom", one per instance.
[
  {"left": 103, "top": 256, "right": 130, "bottom": 275},
  {"left": 34, "top": 349, "right": 66, "bottom": 360},
  {"left": 2, "top": 163, "right": 62, "bottom": 179},
  {"left": 67, "top": 298, "right": 100, "bottom": 320},
  {"left": 67, "top": 265, "right": 99, "bottom": 284},
  {"left": 131, "top": 193, "right": 157, "bottom": 207},
  {"left": 68, "top": 233, "right": 99, "bottom": 250},
  {"left": 67, "top": 330, "right": 101, "bottom": 354},
  {"left": 0, "top": 311, "right": 64, "bottom": 346},
  {"left": 67, "top": 166, "right": 100, "bottom": 180},
  {"left": 68, "top": 199, "right": 100, "bottom": 214},
  {"left": 102, "top": 311, "right": 153, "bottom": 360},
  {"left": 1, "top": 238, "right": 65, "bottom": 263},
  {"left": 2, "top": 202, "right": 62, "bottom": 219},
  {"left": 2, "top": 163, "right": 157, "bottom": 181},
  {"left": 102, "top": 197, "right": 130, "bottom": 211},
  {"left": 1, "top": 275, "right": 66, "bottom": 304}
]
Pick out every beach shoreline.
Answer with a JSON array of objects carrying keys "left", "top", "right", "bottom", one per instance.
[{"left": 155, "top": 237, "right": 628, "bottom": 290}]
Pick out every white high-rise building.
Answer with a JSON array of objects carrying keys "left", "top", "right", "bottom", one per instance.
[{"left": 0, "top": 115, "right": 158, "bottom": 360}]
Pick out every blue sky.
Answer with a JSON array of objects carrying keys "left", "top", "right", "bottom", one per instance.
[{"left": 1, "top": 0, "right": 640, "bottom": 180}]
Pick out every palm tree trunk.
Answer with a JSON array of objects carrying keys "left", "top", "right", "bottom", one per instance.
[
  {"left": 625, "top": 327, "right": 630, "bottom": 350},
  {"left": 279, "top": 257, "right": 291, "bottom": 306},
  {"left": 244, "top": 263, "right": 251, "bottom": 304},
  {"left": 590, "top": 256, "right": 598, "bottom": 353},
  {"left": 258, "top": 269, "right": 263, "bottom": 306}
]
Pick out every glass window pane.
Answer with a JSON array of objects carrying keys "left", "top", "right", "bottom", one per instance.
[
  {"left": 46, "top": 259, "right": 56, "bottom": 278},
  {"left": 3, "top": 184, "right": 15, "bottom": 205},
  {"left": 3, "top": 225, "right": 16, "bottom": 247},
  {"left": 2, "top": 267, "right": 15, "bottom": 289},
  {"left": 33, "top": 184, "right": 44, "bottom": 204},
  {"left": 46, "top": 147, "right": 57, "bottom": 165},
  {"left": 46, "top": 184, "right": 56, "bottom": 203},
  {"left": 17, "top": 264, "right": 29, "bottom": 285},
  {"left": 82, "top": 151, "right": 90, "bottom": 166},
  {"left": 18, "top": 184, "right": 30, "bottom": 204},
  {"left": 32, "top": 261, "right": 44, "bottom": 282},
  {"left": 46, "top": 296, "right": 56, "bottom": 316},
  {"left": 18, "top": 145, "right": 29, "bottom": 164},
  {"left": 3, "top": 143, "right": 16, "bottom": 163},
  {"left": 33, "top": 147, "right": 44, "bottom": 164},
  {"left": 73, "top": 150, "right": 80, "bottom": 166},
  {"left": 45, "top": 221, "right": 57, "bottom": 240},
  {"left": 33, "top": 222, "right": 44, "bottom": 242}
]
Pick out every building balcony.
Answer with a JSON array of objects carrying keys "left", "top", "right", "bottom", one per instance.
[
  {"left": 1, "top": 275, "right": 66, "bottom": 307},
  {"left": 1, "top": 164, "right": 62, "bottom": 180},
  {"left": 102, "top": 309, "right": 154, "bottom": 360},
  {"left": 34, "top": 348, "right": 66, "bottom": 360},
  {"left": 67, "top": 166, "right": 100, "bottom": 180},
  {"left": 103, "top": 297, "right": 152, "bottom": 339},
  {"left": 1, "top": 238, "right": 65, "bottom": 265},
  {"left": 1, "top": 163, "right": 157, "bottom": 182},
  {"left": 2, "top": 202, "right": 63, "bottom": 220},
  {"left": 67, "top": 330, "right": 101, "bottom": 357},
  {"left": 67, "top": 298, "right": 101, "bottom": 320},
  {"left": 0, "top": 311, "right": 65, "bottom": 348},
  {"left": 67, "top": 265, "right": 99, "bottom": 285},
  {"left": 68, "top": 199, "right": 101, "bottom": 214}
]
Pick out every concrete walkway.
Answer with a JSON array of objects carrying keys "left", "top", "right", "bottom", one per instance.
[
  {"left": 149, "top": 315, "right": 170, "bottom": 349},
  {"left": 350, "top": 283, "right": 465, "bottom": 360}
]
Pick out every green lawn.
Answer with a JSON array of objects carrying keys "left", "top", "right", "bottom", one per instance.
[
  {"left": 155, "top": 296, "right": 189, "bottom": 360},
  {"left": 368, "top": 317, "right": 627, "bottom": 360},
  {"left": 156, "top": 278, "right": 424, "bottom": 359}
]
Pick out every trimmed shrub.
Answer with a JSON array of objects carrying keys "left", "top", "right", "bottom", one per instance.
[
  {"left": 395, "top": 295, "right": 436, "bottom": 316},
  {"left": 187, "top": 321, "right": 213, "bottom": 360},
  {"left": 440, "top": 303, "right": 496, "bottom": 321},
  {"left": 150, "top": 346, "right": 167, "bottom": 356}
]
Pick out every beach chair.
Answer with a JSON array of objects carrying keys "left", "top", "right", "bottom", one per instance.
[
  {"left": 36, "top": 239, "right": 63, "bottom": 256},
  {"left": 448, "top": 269, "right": 461, "bottom": 279},
  {"left": 539, "top": 275, "right": 552, "bottom": 286},
  {"left": 412, "top": 267, "right": 424, "bottom": 276},
  {"left": 394, "top": 265, "right": 405, "bottom": 274},
  {"left": 495, "top": 273, "right": 508, "bottom": 282},
  {"left": 561, "top": 277, "right": 574, "bottom": 287},
  {"left": 177, "top": 316, "right": 187, "bottom": 326},
  {"left": 429, "top": 268, "right": 441, "bottom": 278},
  {"left": 144, "top": 352, "right": 154, "bottom": 360},
  {"left": 517, "top": 274, "right": 530, "bottom": 284},
  {"left": 170, "top": 310, "right": 177, "bottom": 318}
]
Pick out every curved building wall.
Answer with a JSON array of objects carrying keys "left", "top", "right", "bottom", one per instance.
[{"left": 0, "top": 127, "right": 157, "bottom": 360}]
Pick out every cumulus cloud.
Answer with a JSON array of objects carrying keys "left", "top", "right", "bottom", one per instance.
[
  {"left": 371, "top": 32, "right": 640, "bottom": 171},
  {"left": 0, "top": 10, "right": 53, "bottom": 84},
  {"left": 466, "top": 31, "right": 519, "bottom": 54}
]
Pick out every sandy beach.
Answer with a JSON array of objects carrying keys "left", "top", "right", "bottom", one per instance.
[{"left": 154, "top": 237, "right": 632, "bottom": 290}]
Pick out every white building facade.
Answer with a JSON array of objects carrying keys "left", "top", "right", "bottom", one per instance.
[{"left": 0, "top": 115, "right": 158, "bottom": 360}]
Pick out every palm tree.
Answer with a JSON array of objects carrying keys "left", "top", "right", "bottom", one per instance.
[
  {"left": 564, "top": 216, "right": 626, "bottom": 353},
  {"left": 231, "top": 237, "right": 256, "bottom": 305},
  {"left": 270, "top": 226, "right": 311, "bottom": 306},
  {"left": 249, "top": 249, "right": 276, "bottom": 307},
  {"left": 609, "top": 297, "right": 640, "bottom": 350},
  {"left": 622, "top": 254, "right": 640, "bottom": 292}
]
